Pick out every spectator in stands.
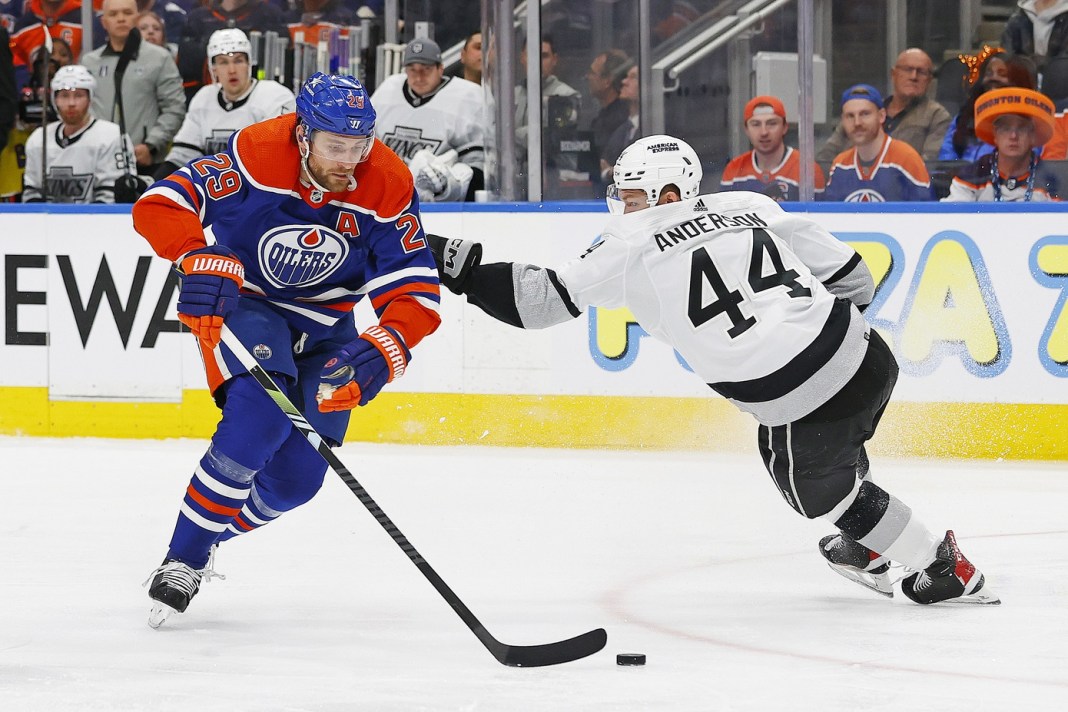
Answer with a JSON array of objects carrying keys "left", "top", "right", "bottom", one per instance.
[
  {"left": 938, "top": 48, "right": 1037, "bottom": 161},
  {"left": 10, "top": 0, "right": 93, "bottom": 84},
  {"left": 1000, "top": 0, "right": 1068, "bottom": 68},
  {"left": 722, "top": 95, "right": 825, "bottom": 201},
  {"left": 285, "top": 0, "right": 355, "bottom": 47},
  {"left": 2, "top": 0, "right": 19, "bottom": 34},
  {"left": 516, "top": 35, "right": 580, "bottom": 174},
  {"left": 817, "top": 48, "right": 951, "bottom": 162},
  {"left": 823, "top": 84, "right": 934, "bottom": 202},
  {"left": 180, "top": 0, "right": 285, "bottom": 102},
  {"left": 599, "top": 62, "right": 638, "bottom": 182},
  {"left": 943, "top": 86, "right": 1061, "bottom": 201},
  {"left": 138, "top": 11, "right": 179, "bottom": 57},
  {"left": 22, "top": 64, "right": 136, "bottom": 203},
  {"left": 137, "top": 0, "right": 189, "bottom": 47},
  {"left": 2, "top": 39, "right": 73, "bottom": 200},
  {"left": 1039, "top": 97, "right": 1068, "bottom": 157},
  {"left": 585, "top": 48, "right": 631, "bottom": 176},
  {"left": 154, "top": 28, "right": 294, "bottom": 180},
  {"left": 457, "top": 30, "right": 482, "bottom": 84},
  {"left": 82, "top": 0, "right": 187, "bottom": 176},
  {"left": 370, "top": 37, "right": 485, "bottom": 202}
]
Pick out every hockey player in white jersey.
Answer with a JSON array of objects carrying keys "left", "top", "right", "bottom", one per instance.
[
  {"left": 370, "top": 37, "right": 485, "bottom": 202},
  {"left": 23, "top": 65, "right": 136, "bottom": 204},
  {"left": 429, "top": 135, "right": 999, "bottom": 606},
  {"left": 154, "top": 28, "right": 295, "bottom": 179}
]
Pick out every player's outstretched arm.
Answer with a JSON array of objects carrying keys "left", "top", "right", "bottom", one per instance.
[
  {"left": 427, "top": 234, "right": 582, "bottom": 329},
  {"left": 770, "top": 211, "right": 876, "bottom": 310},
  {"left": 426, "top": 233, "right": 482, "bottom": 294}
]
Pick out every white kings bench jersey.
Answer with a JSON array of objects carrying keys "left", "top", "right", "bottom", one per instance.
[
  {"left": 553, "top": 192, "right": 875, "bottom": 425},
  {"left": 164, "top": 79, "right": 296, "bottom": 167},
  {"left": 23, "top": 119, "right": 135, "bottom": 203},
  {"left": 370, "top": 73, "right": 485, "bottom": 170}
]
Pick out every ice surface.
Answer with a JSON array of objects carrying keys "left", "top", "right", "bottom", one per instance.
[{"left": 1, "top": 437, "right": 1065, "bottom": 711}]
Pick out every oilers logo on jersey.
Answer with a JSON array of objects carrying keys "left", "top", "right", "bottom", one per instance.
[
  {"left": 258, "top": 225, "right": 350, "bottom": 288},
  {"left": 843, "top": 189, "right": 886, "bottom": 202},
  {"left": 380, "top": 126, "right": 444, "bottom": 161}
]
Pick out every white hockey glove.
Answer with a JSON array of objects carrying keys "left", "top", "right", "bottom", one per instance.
[{"left": 410, "top": 148, "right": 474, "bottom": 202}]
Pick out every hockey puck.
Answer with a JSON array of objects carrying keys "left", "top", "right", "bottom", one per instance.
[{"left": 616, "top": 653, "right": 646, "bottom": 666}]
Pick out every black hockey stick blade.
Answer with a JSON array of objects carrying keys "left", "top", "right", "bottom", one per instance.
[
  {"left": 488, "top": 628, "right": 608, "bottom": 668},
  {"left": 220, "top": 327, "right": 607, "bottom": 667}
]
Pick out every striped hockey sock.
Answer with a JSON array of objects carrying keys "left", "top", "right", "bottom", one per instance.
[
  {"left": 217, "top": 483, "right": 283, "bottom": 541},
  {"left": 166, "top": 446, "right": 256, "bottom": 568}
]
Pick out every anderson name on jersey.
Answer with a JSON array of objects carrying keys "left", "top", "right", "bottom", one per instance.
[
  {"left": 164, "top": 79, "right": 296, "bottom": 167},
  {"left": 468, "top": 191, "right": 875, "bottom": 426},
  {"left": 23, "top": 118, "right": 136, "bottom": 203},
  {"left": 370, "top": 73, "right": 485, "bottom": 170}
]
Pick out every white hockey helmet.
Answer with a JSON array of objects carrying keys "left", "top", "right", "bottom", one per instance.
[
  {"left": 51, "top": 64, "right": 96, "bottom": 103},
  {"left": 607, "top": 134, "right": 702, "bottom": 214},
  {"left": 208, "top": 28, "right": 252, "bottom": 61},
  {"left": 208, "top": 28, "right": 253, "bottom": 86}
]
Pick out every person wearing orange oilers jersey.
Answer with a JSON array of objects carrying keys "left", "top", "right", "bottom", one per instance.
[
  {"left": 719, "top": 95, "right": 826, "bottom": 202},
  {"left": 132, "top": 72, "right": 441, "bottom": 628}
]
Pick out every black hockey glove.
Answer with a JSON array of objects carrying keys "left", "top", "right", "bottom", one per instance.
[{"left": 427, "top": 233, "right": 482, "bottom": 295}]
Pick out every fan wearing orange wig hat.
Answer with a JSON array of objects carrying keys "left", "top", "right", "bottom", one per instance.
[{"left": 942, "top": 87, "right": 1062, "bottom": 202}]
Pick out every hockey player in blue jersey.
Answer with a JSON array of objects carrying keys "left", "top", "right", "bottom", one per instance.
[{"left": 132, "top": 72, "right": 442, "bottom": 628}]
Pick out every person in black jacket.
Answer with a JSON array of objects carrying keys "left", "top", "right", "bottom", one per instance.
[{"left": 1001, "top": 0, "right": 1068, "bottom": 68}]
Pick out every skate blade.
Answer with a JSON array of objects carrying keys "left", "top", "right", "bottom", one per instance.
[
  {"left": 826, "top": 562, "right": 894, "bottom": 598},
  {"left": 148, "top": 602, "right": 178, "bottom": 629},
  {"left": 941, "top": 588, "right": 1002, "bottom": 605}
]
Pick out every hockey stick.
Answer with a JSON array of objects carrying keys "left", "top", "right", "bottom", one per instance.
[{"left": 219, "top": 326, "right": 607, "bottom": 667}]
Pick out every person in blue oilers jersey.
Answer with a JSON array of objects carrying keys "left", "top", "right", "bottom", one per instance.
[
  {"left": 427, "top": 135, "right": 1000, "bottom": 607},
  {"left": 132, "top": 72, "right": 441, "bottom": 628}
]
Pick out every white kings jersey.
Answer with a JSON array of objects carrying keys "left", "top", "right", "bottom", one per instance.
[
  {"left": 552, "top": 192, "right": 875, "bottom": 425},
  {"left": 23, "top": 119, "right": 136, "bottom": 203},
  {"left": 164, "top": 79, "right": 296, "bottom": 167},
  {"left": 370, "top": 73, "right": 485, "bottom": 170}
]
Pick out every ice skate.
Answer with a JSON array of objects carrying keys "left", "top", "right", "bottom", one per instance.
[
  {"left": 144, "top": 547, "right": 225, "bottom": 628},
  {"left": 901, "top": 530, "right": 1000, "bottom": 605},
  {"left": 819, "top": 532, "right": 894, "bottom": 598}
]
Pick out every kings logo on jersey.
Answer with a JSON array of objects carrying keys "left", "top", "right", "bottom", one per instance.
[
  {"left": 258, "top": 225, "right": 350, "bottom": 288},
  {"left": 47, "top": 166, "right": 94, "bottom": 202},
  {"left": 380, "top": 126, "right": 443, "bottom": 161},
  {"left": 206, "top": 129, "right": 236, "bottom": 155}
]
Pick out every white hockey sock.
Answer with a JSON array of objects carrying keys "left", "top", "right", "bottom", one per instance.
[{"left": 861, "top": 514, "right": 941, "bottom": 570}]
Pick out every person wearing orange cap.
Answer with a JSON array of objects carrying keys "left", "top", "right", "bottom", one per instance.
[
  {"left": 720, "top": 95, "right": 825, "bottom": 201},
  {"left": 943, "top": 86, "right": 1062, "bottom": 201}
]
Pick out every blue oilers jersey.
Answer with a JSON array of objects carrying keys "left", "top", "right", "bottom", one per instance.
[{"left": 133, "top": 113, "right": 442, "bottom": 345}]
